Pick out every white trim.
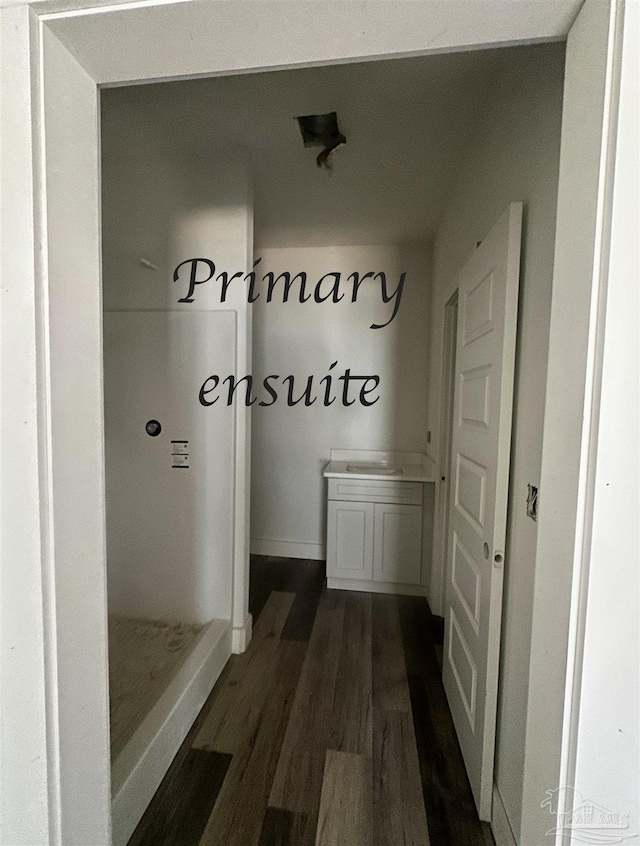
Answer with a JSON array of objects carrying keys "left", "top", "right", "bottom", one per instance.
[
  {"left": 0, "top": 8, "right": 51, "bottom": 845},
  {"left": 39, "top": 1, "right": 582, "bottom": 87},
  {"left": 520, "top": 2, "right": 625, "bottom": 842},
  {"left": 231, "top": 238, "right": 253, "bottom": 642},
  {"left": 429, "top": 290, "right": 459, "bottom": 616},
  {"left": 327, "top": 578, "right": 427, "bottom": 597},
  {"left": 38, "top": 22, "right": 112, "bottom": 844},
  {"left": 110, "top": 619, "right": 231, "bottom": 846},
  {"left": 231, "top": 613, "right": 253, "bottom": 655},
  {"left": 39, "top": 0, "right": 192, "bottom": 20},
  {"left": 251, "top": 538, "right": 326, "bottom": 561},
  {"left": 35, "top": 13, "right": 63, "bottom": 845},
  {"left": 556, "top": 0, "right": 623, "bottom": 825},
  {"left": 491, "top": 783, "right": 517, "bottom": 846}
]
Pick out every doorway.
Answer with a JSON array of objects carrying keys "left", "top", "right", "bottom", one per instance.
[
  {"left": 4, "top": 1, "right": 623, "bottom": 843},
  {"left": 99, "top": 44, "right": 544, "bottom": 845}
]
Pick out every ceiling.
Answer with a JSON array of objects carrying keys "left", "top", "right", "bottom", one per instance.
[{"left": 101, "top": 44, "right": 552, "bottom": 248}]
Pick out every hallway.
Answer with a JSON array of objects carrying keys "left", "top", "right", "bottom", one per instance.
[{"left": 129, "top": 557, "right": 491, "bottom": 845}]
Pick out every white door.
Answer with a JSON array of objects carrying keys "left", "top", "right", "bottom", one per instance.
[
  {"left": 373, "top": 503, "right": 422, "bottom": 584},
  {"left": 443, "top": 203, "right": 522, "bottom": 819},
  {"left": 326, "top": 500, "right": 374, "bottom": 581}
]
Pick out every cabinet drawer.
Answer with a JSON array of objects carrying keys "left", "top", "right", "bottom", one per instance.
[{"left": 327, "top": 477, "right": 422, "bottom": 505}]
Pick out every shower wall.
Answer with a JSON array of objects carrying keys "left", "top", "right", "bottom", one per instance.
[
  {"left": 104, "top": 311, "right": 235, "bottom": 624},
  {"left": 101, "top": 88, "right": 254, "bottom": 627}
]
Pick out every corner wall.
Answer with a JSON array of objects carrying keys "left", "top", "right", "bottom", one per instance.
[
  {"left": 426, "top": 43, "right": 565, "bottom": 839},
  {"left": 250, "top": 243, "right": 430, "bottom": 561},
  {"left": 101, "top": 95, "right": 253, "bottom": 630}
]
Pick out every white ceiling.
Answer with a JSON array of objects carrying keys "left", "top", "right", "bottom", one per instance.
[{"left": 101, "top": 44, "right": 555, "bottom": 248}]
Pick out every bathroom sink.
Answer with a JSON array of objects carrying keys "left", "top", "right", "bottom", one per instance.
[{"left": 345, "top": 462, "right": 403, "bottom": 476}]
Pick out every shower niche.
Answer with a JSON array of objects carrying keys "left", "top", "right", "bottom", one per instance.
[{"left": 103, "top": 310, "right": 236, "bottom": 845}]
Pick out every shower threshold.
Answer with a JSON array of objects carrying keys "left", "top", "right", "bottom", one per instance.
[
  {"left": 109, "top": 615, "right": 203, "bottom": 761},
  {"left": 109, "top": 615, "right": 231, "bottom": 846}
]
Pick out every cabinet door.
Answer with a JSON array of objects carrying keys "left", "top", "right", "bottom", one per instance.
[
  {"left": 326, "top": 501, "right": 374, "bottom": 581},
  {"left": 373, "top": 503, "right": 422, "bottom": 585}
]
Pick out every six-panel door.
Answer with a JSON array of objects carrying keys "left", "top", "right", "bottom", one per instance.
[{"left": 443, "top": 203, "right": 522, "bottom": 819}]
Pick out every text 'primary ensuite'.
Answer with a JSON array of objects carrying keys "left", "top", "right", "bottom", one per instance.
[{"left": 173, "top": 257, "right": 409, "bottom": 407}]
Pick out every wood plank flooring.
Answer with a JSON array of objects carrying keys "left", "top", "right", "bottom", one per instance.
[
  {"left": 315, "top": 751, "right": 371, "bottom": 846},
  {"left": 129, "top": 556, "right": 492, "bottom": 846}
]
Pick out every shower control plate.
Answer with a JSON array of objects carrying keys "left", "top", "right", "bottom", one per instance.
[{"left": 171, "top": 440, "right": 189, "bottom": 468}]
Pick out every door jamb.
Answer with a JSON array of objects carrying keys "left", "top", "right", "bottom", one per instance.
[{"left": 435, "top": 290, "right": 459, "bottom": 618}]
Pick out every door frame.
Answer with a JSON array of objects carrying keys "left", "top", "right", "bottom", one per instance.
[
  {"left": 431, "top": 289, "right": 459, "bottom": 617},
  {"left": 0, "top": 0, "right": 628, "bottom": 843}
]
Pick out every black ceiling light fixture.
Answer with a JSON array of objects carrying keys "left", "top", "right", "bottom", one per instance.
[{"left": 296, "top": 111, "right": 346, "bottom": 170}]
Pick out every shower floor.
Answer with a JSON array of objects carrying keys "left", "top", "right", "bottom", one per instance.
[{"left": 108, "top": 615, "right": 203, "bottom": 761}]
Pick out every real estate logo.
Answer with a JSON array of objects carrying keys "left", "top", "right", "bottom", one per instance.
[{"left": 542, "top": 787, "right": 636, "bottom": 844}]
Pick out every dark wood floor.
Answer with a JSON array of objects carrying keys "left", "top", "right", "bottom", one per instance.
[{"left": 129, "top": 557, "right": 492, "bottom": 846}]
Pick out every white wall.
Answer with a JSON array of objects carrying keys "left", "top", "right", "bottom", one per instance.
[
  {"left": 571, "top": 0, "right": 639, "bottom": 837},
  {"left": 101, "top": 145, "right": 251, "bottom": 314},
  {"left": 251, "top": 243, "right": 430, "bottom": 559},
  {"left": 426, "top": 43, "right": 565, "bottom": 840},
  {"left": 103, "top": 312, "right": 236, "bottom": 624},
  {"left": 101, "top": 108, "right": 253, "bottom": 627}
]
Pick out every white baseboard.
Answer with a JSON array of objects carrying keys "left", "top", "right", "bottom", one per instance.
[
  {"left": 110, "top": 619, "right": 232, "bottom": 846},
  {"left": 491, "top": 782, "right": 517, "bottom": 846},
  {"left": 251, "top": 537, "right": 325, "bottom": 561},
  {"left": 232, "top": 612, "right": 252, "bottom": 654},
  {"left": 327, "top": 577, "right": 427, "bottom": 596}
]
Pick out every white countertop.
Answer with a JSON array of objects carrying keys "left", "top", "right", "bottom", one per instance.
[{"left": 323, "top": 450, "right": 436, "bottom": 483}]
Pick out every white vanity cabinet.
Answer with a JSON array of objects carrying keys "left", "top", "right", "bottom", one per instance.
[{"left": 324, "top": 455, "right": 433, "bottom": 595}]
